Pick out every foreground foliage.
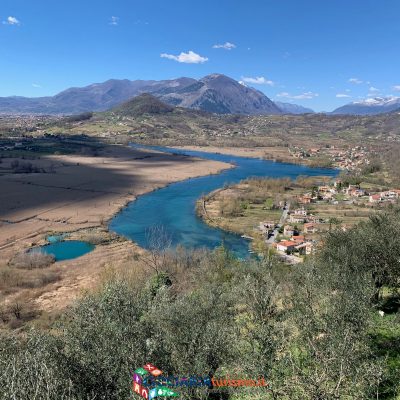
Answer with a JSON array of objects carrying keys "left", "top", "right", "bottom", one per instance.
[{"left": 1, "top": 210, "right": 400, "bottom": 399}]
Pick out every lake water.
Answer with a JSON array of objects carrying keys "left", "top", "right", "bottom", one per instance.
[
  {"left": 109, "top": 145, "right": 338, "bottom": 258},
  {"left": 38, "top": 240, "right": 95, "bottom": 261}
]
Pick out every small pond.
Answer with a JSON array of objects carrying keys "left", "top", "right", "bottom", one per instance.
[{"left": 36, "top": 240, "right": 95, "bottom": 262}]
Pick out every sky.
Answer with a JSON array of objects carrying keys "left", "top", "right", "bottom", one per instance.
[{"left": 1, "top": 0, "right": 399, "bottom": 111}]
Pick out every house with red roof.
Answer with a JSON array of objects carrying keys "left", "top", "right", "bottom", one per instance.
[
  {"left": 369, "top": 194, "right": 381, "bottom": 203},
  {"left": 304, "top": 222, "right": 318, "bottom": 233},
  {"left": 276, "top": 240, "right": 297, "bottom": 254},
  {"left": 292, "top": 235, "right": 305, "bottom": 243}
]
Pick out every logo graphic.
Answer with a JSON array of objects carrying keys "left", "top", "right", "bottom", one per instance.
[
  {"left": 132, "top": 362, "right": 269, "bottom": 398},
  {"left": 132, "top": 363, "right": 179, "bottom": 399}
]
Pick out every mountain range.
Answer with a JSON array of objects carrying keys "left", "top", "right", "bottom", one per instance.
[
  {"left": 331, "top": 97, "right": 400, "bottom": 115},
  {"left": 0, "top": 74, "right": 283, "bottom": 116},
  {"left": 2, "top": 73, "right": 398, "bottom": 116}
]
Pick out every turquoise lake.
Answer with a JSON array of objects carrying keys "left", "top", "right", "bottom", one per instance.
[
  {"left": 109, "top": 145, "right": 338, "bottom": 258},
  {"left": 38, "top": 241, "right": 95, "bottom": 261}
]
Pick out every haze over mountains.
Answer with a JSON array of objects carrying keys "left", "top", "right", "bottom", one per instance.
[{"left": 274, "top": 101, "right": 315, "bottom": 114}]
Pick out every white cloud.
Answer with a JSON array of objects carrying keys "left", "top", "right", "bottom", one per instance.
[
  {"left": 369, "top": 86, "right": 379, "bottom": 92},
  {"left": 32, "top": 83, "right": 42, "bottom": 88},
  {"left": 212, "top": 42, "right": 236, "bottom": 50},
  {"left": 3, "top": 16, "right": 20, "bottom": 25},
  {"left": 160, "top": 50, "right": 208, "bottom": 64},
  {"left": 392, "top": 85, "right": 400, "bottom": 91},
  {"left": 241, "top": 76, "right": 274, "bottom": 86},
  {"left": 109, "top": 16, "right": 119, "bottom": 26},
  {"left": 277, "top": 91, "right": 319, "bottom": 100},
  {"left": 336, "top": 93, "right": 351, "bottom": 98},
  {"left": 348, "top": 78, "right": 363, "bottom": 84}
]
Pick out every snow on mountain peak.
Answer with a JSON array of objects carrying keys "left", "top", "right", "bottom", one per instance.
[{"left": 354, "top": 96, "right": 399, "bottom": 106}]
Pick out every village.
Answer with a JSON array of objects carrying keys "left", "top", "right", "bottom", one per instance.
[
  {"left": 289, "top": 144, "right": 371, "bottom": 171},
  {"left": 258, "top": 178, "right": 400, "bottom": 263}
]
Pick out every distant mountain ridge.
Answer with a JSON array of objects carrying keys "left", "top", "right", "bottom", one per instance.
[
  {"left": 275, "top": 101, "right": 315, "bottom": 114},
  {"left": 5, "top": 76, "right": 398, "bottom": 116},
  {"left": 332, "top": 97, "right": 400, "bottom": 115},
  {"left": 0, "top": 74, "right": 284, "bottom": 116}
]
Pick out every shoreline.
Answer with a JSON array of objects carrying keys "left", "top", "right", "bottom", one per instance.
[
  {"left": 107, "top": 147, "right": 236, "bottom": 232},
  {"left": 0, "top": 143, "right": 234, "bottom": 318},
  {"left": 174, "top": 145, "right": 339, "bottom": 170},
  {"left": 175, "top": 145, "right": 303, "bottom": 163},
  {"left": 0, "top": 144, "right": 233, "bottom": 251},
  {"left": 196, "top": 189, "right": 253, "bottom": 238}
]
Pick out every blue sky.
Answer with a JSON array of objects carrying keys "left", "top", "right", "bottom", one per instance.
[{"left": 1, "top": 0, "right": 399, "bottom": 111}]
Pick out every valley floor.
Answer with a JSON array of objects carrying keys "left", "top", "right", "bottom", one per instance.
[{"left": 0, "top": 144, "right": 232, "bottom": 323}]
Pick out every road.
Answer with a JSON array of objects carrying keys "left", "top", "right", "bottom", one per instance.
[
  {"left": 266, "top": 202, "right": 290, "bottom": 244},
  {"left": 265, "top": 202, "right": 302, "bottom": 264}
]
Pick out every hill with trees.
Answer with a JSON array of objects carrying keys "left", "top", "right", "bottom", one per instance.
[{"left": 111, "top": 94, "right": 174, "bottom": 116}]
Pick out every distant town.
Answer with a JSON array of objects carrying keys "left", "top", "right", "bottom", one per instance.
[{"left": 259, "top": 178, "right": 400, "bottom": 263}]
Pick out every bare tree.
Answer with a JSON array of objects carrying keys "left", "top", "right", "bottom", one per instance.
[
  {"left": 10, "top": 250, "right": 54, "bottom": 269},
  {"left": 142, "top": 225, "right": 172, "bottom": 274}
]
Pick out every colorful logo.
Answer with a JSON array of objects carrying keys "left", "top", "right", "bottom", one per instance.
[
  {"left": 132, "top": 363, "right": 179, "bottom": 399},
  {"left": 132, "top": 363, "right": 269, "bottom": 398}
]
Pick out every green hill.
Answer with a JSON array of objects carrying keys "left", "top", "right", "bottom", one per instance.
[{"left": 112, "top": 93, "right": 174, "bottom": 116}]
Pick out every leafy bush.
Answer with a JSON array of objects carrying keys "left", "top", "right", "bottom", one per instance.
[
  {"left": 1, "top": 219, "right": 399, "bottom": 399},
  {"left": 320, "top": 208, "right": 400, "bottom": 298},
  {"left": 0, "top": 334, "right": 78, "bottom": 400}
]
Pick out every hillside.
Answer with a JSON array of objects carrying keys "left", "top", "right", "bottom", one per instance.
[
  {"left": 157, "top": 73, "right": 281, "bottom": 115},
  {"left": 40, "top": 100, "right": 400, "bottom": 169},
  {"left": 111, "top": 93, "right": 174, "bottom": 116}
]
